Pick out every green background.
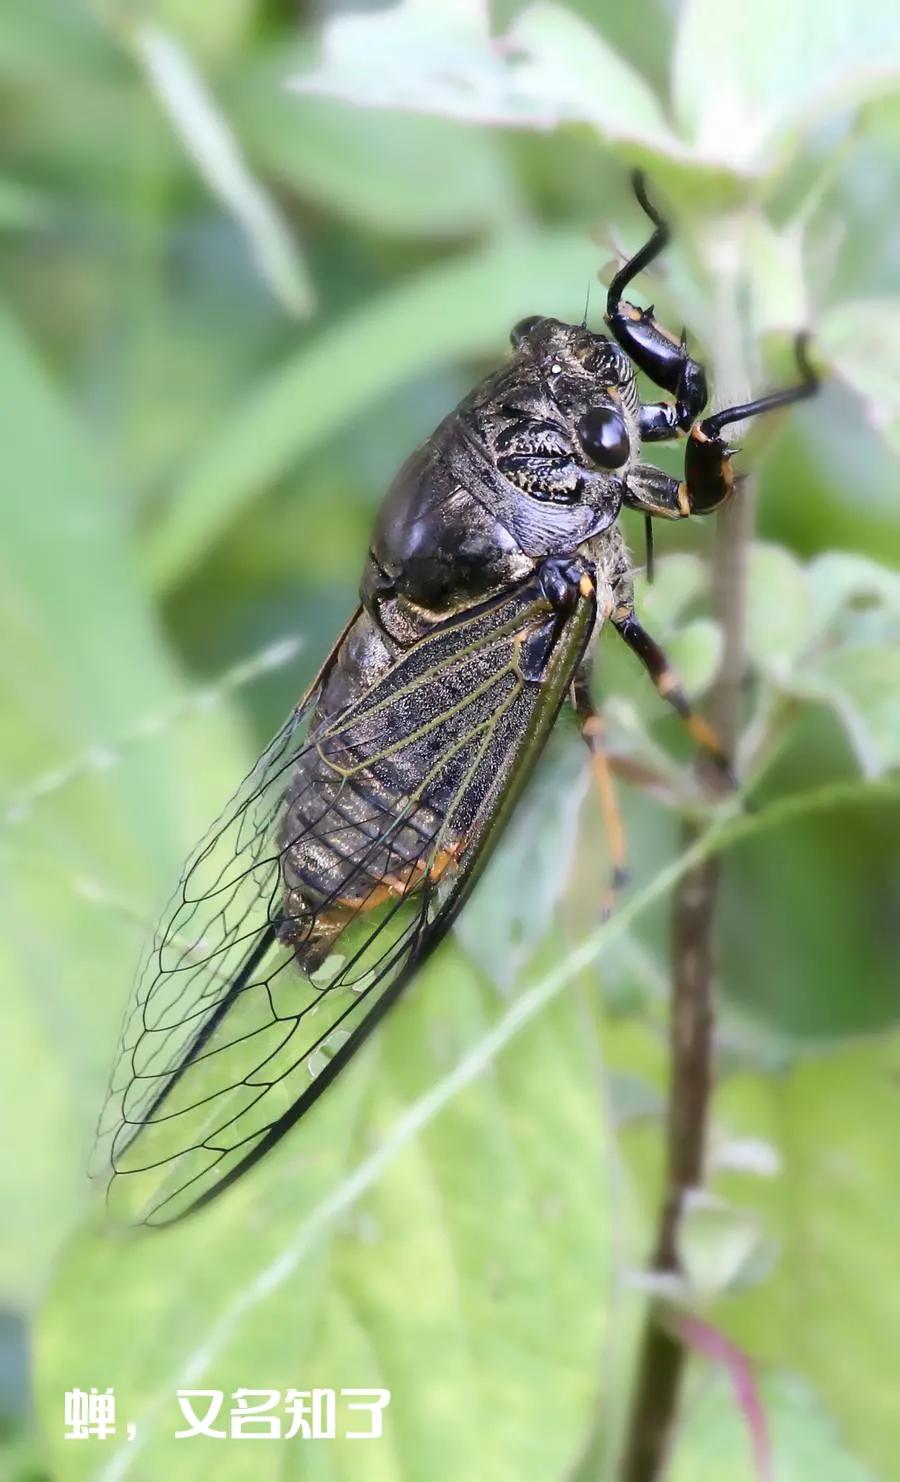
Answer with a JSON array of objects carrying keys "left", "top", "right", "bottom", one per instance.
[{"left": 1, "top": 1, "right": 898, "bottom": 1478}]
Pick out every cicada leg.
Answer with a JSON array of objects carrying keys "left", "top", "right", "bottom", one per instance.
[
  {"left": 573, "top": 670, "right": 630, "bottom": 919},
  {"left": 611, "top": 602, "right": 735, "bottom": 788},
  {"left": 607, "top": 172, "right": 818, "bottom": 520},
  {"left": 606, "top": 172, "right": 709, "bottom": 432}
]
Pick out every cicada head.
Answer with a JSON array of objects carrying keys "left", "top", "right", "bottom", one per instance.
[{"left": 508, "top": 315, "right": 641, "bottom": 486}]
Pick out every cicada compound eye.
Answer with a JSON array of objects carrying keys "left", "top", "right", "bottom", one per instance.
[
  {"left": 510, "top": 315, "right": 543, "bottom": 349},
  {"left": 577, "top": 405, "right": 630, "bottom": 469}
]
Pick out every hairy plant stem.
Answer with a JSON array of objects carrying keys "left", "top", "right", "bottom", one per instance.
[{"left": 619, "top": 466, "right": 756, "bottom": 1480}]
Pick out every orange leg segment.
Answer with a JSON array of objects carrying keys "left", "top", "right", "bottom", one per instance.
[{"left": 573, "top": 675, "right": 630, "bottom": 920}]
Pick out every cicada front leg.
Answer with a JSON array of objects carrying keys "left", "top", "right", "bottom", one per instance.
[
  {"left": 605, "top": 172, "right": 709, "bottom": 434},
  {"left": 625, "top": 332, "right": 819, "bottom": 520},
  {"left": 607, "top": 172, "right": 819, "bottom": 521}
]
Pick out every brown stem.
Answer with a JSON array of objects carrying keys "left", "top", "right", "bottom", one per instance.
[{"left": 619, "top": 481, "right": 756, "bottom": 1482}]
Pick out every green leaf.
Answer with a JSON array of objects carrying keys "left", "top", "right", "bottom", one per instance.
[
  {"left": 36, "top": 943, "right": 613, "bottom": 1481},
  {"left": 292, "top": 0, "right": 900, "bottom": 186},
  {"left": 678, "top": 1192, "right": 773, "bottom": 1301},
  {"left": 0, "top": 305, "right": 253, "bottom": 1300},
  {"left": 743, "top": 545, "right": 900, "bottom": 774},
  {"left": 710, "top": 1036, "right": 900, "bottom": 1477},
  {"left": 630, "top": 556, "right": 723, "bottom": 699},
  {"left": 139, "top": 0, "right": 257, "bottom": 64},
  {"left": 666, "top": 619, "right": 723, "bottom": 698},
  {"left": 290, "top": 0, "right": 506, "bottom": 119},
  {"left": 819, "top": 298, "right": 900, "bottom": 456},
  {"left": 289, "top": 0, "right": 685, "bottom": 161},
  {"left": 0, "top": 300, "right": 201, "bottom": 901},
  {"left": 235, "top": 48, "right": 521, "bottom": 238},
  {"left": 671, "top": 1371, "right": 879, "bottom": 1482},
  {"left": 143, "top": 229, "right": 598, "bottom": 591},
  {"left": 134, "top": 24, "right": 313, "bottom": 317},
  {"left": 807, "top": 551, "right": 900, "bottom": 638},
  {"left": 746, "top": 543, "right": 814, "bottom": 683},
  {"left": 32, "top": 812, "right": 755, "bottom": 1480},
  {"left": 745, "top": 214, "right": 810, "bottom": 338},
  {"left": 674, "top": 0, "right": 900, "bottom": 174},
  {"left": 0, "top": 173, "right": 49, "bottom": 230},
  {"left": 635, "top": 554, "right": 707, "bottom": 630},
  {"left": 502, "top": 3, "right": 685, "bottom": 157},
  {"left": 455, "top": 730, "right": 590, "bottom": 993},
  {"left": 800, "top": 643, "right": 900, "bottom": 775}
]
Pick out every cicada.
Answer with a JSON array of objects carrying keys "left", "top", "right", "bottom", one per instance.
[{"left": 94, "top": 175, "right": 816, "bottom": 1225}]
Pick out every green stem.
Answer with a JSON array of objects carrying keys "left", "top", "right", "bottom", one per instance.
[{"left": 619, "top": 232, "right": 754, "bottom": 1481}]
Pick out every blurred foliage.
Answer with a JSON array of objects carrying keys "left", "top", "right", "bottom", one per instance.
[{"left": 0, "top": 1, "right": 898, "bottom": 1479}]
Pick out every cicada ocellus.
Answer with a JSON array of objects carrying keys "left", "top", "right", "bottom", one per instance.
[{"left": 93, "top": 175, "right": 816, "bottom": 1225}]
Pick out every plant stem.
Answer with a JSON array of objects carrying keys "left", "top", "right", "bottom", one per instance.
[{"left": 619, "top": 474, "right": 756, "bottom": 1481}]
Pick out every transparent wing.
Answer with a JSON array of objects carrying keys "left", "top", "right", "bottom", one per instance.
[{"left": 92, "top": 578, "right": 596, "bottom": 1225}]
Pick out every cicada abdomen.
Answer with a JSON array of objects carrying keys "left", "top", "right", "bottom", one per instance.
[
  {"left": 276, "top": 731, "right": 446, "bottom": 977},
  {"left": 274, "top": 588, "right": 564, "bottom": 976}
]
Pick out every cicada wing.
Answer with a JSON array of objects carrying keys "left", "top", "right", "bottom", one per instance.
[{"left": 93, "top": 577, "right": 596, "bottom": 1226}]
